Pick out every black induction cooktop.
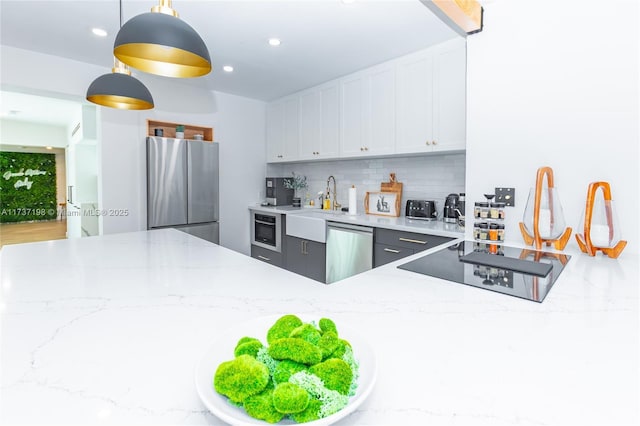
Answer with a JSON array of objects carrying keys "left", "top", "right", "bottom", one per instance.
[{"left": 397, "top": 241, "right": 570, "bottom": 303}]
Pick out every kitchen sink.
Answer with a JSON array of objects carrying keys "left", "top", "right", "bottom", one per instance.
[
  {"left": 286, "top": 209, "right": 359, "bottom": 243},
  {"left": 286, "top": 211, "right": 328, "bottom": 243}
]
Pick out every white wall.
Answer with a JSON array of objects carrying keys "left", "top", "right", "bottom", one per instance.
[
  {"left": 0, "top": 119, "right": 67, "bottom": 147},
  {"left": 1, "top": 46, "right": 267, "bottom": 254},
  {"left": 466, "top": 0, "right": 639, "bottom": 255},
  {"left": 208, "top": 93, "right": 267, "bottom": 254},
  {"left": 98, "top": 107, "right": 145, "bottom": 235},
  {"left": 74, "top": 144, "right": 98, "bottom": 203}
]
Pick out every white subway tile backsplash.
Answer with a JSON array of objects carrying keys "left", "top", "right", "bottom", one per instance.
[{"left": 267, "top": 153, "right": 465, "bottom": 216}]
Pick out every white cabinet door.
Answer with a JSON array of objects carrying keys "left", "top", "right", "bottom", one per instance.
[
  {"left": 298, "top": 82, "right": 340, "bottom": 160},
  {"left": 395, "top": 49, "right": 434, "bottom": 154},
  {"left": 299, "top": 90, "right": 320, "bottom": 160},
  {"left": 432, "top": 40, "right": 466, "bottom": 152},
  {"left": 366, "top": 65, "right": 396, "bottom": 156},
  {"left": 341, "top": 66, "right": 395, "bottom": 157},
  {"left": 266, "top": 101, "right": 284, "bottom": 162},
  {"left": 318, "top": 83, "right": 340, "bottom": 159},
  {"left": 282, "top": 97, "right": 300, "bottom": 161},
  {"left": 340, "top": 74, "right": 365, "bottom": 157},
  {"left": 267, "top": 97, "right": 300, "bottom": 162},
  {"left": 395, "top": 39, "right": 466, "bottom": 154}
]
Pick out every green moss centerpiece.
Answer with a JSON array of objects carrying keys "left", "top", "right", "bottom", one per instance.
[{"left": 213, "top": 314, "right": 359, "bottom": 424}]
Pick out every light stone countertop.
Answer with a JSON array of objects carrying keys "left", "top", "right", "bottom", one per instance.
[
  {"left": 0, "top": 229, "right": 638, "bottom": 425},
  {"left": 249, "top": 204, "right": 464, "bottom": 238}
]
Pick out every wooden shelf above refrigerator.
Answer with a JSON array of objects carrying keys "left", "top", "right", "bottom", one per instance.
[{"left": 147, "top": 120, "right": 214, "bottom": 142}]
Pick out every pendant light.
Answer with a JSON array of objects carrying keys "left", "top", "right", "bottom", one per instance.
[
  {"left": 113, "top": 0, "right": 211, "bottom": 78},
  {"left": 86, "top": 0, "right": 154, "bottom": 110}
]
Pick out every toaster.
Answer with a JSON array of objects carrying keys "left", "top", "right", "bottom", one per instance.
[{"left": 405, "top": 200, "right": 438, "bottom": 220}]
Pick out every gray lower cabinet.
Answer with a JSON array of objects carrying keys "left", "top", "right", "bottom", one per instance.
[
  {"left": 285, "top": 236, "right": 326, "bottom": 283},
  {"left": 251, "top": 244, "right": 283, "bottom": 268},
  {"left": 374, "top": 228, "right": 454, "bottom": 267},
  {"left": 374, "top": 243, "right": 415, "bottom": 267}
]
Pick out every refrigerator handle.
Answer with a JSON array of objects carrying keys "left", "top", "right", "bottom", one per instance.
[{"left": 187, "top": 149, "right": 193, "bottom": 220}]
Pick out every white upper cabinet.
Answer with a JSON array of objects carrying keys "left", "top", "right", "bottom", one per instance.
[
  {"left": 318, "top": 83, "right": 340, "bottom": 159},
  {"left": 267, "top": 97, "right": 300, "bottom": 162},
  {"left": 266, "top": 101, "right": 284, "bottom": 162},
  {"left": 340, "top": 74, "right": 366, "bottom": 157},
  {"left": 395, "top": 50, "right": 434, "bottom": 153},
  {"left": 299, "top": 90, "right": 321, "bottom": 160},
  {"left": 396, "top": 38, "right": 466, "bottom": 154},
  {"left": 341, "top": 64, "right": 396, "bottom": 157},
  {"left": 282, "top": 97, "right": 300, "bottom": 160},
  {"left": 365, "top": 65, "right": 396, "bottom": 156},
  {"left": 299, "top": 82, "right": 340, "bottom": 160},
  {"left": 266, "top": 38, "right": 466, "bottom": 162},
  {"left": 432, "top": 40, "right": 466, "bottom": 152}
]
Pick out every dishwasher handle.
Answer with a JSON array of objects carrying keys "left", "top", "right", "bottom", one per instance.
[{"left": 327, "top": 222, "right": 373, "bottom": 235}]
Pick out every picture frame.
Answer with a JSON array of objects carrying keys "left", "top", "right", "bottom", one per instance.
[{"left": 364, "top": 191, "right": 401, "bottom": 217}]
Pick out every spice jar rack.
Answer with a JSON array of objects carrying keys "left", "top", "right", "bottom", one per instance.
[{"left": 472, "top": 195, "right": 506, "bottom": 249}]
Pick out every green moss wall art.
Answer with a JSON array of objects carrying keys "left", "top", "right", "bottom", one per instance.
[{"left": 0, "top": 152, "right": 58, "bottom": 223}]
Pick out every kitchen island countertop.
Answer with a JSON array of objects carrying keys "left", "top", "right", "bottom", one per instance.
[{"left": 0, "top": 229, "right": 637, "bottom": 425}]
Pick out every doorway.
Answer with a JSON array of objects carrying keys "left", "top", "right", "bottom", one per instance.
[{"left": 0, "top": 90, "right": 99, "bottom": 248}]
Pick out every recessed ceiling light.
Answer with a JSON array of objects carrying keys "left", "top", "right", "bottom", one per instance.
[
  {"left": 268, "top": 38, "right": 281, "bottom": 47},
  {"left": 223, "top": 65, "right": 234, "bottom": 73},
  {"left": 45, "top": 146, "right": 53, "bottom": 150},
  {"left": 92, "top": 28, "right": 108, "bottom": 37}
]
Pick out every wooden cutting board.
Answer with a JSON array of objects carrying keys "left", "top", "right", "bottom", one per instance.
[{"left": 380, "top": 173, "right": 403, "bottom": 197}]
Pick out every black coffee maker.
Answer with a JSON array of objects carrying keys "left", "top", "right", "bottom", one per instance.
[{"left": 444, "top": 193, "right": 460, "bottom": 223}]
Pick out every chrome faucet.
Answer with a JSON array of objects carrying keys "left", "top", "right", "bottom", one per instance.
[{"left": 326, "top": 175, "right": 341, "bottom": 211}]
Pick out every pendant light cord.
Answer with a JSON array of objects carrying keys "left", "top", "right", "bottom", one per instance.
[{"left": 114, "top": 0, "right": 129, "bottom": 73}]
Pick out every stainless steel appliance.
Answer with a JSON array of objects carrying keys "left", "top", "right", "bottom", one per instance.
[
  {"left": 251, "top": 211, "right": 282, "bottom": 252},
  {"left": 326, "top": 222, "right": 373, "bottom": 284},
  {"left": 443, "top": 193, "right": 460, "bottom": 223},
  {"left": 405, "top": 200, "right": 437, "bottom": 220},
  {"left": 147, "top": 137, "right": 219, "bottom": 244},
  {"left": 265, "top": 177, "right": 294, "bottom": 206},
  {"left": 397, "top": 241, "right": 570, "bottom": 303}
]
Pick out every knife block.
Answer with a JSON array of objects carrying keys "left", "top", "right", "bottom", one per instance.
[{"left": 575, "top": 181, "right": 627, "bottom": 258}]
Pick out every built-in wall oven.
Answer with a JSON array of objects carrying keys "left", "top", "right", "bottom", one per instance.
[{"left": 251, "top": 212, "right": 282, "bottom": 252}]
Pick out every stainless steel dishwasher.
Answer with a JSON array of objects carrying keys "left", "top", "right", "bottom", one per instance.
[{"left": 326, "top": 222, "right": 373, "bottom": 284}]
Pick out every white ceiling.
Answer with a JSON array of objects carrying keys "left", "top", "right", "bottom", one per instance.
[
  {"left": 0, "top": 0, "right": 460, "bottom": 102},
  {"left": 0, "top": 1, "right": 460, "bottom": 130},
  {"left": 0, "top": 91, "right": 81, "bottom": 127}
]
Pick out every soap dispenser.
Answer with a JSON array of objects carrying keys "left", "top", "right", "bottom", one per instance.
[{"left": 323, "top": 189, "right": 331, "bottom": 210}]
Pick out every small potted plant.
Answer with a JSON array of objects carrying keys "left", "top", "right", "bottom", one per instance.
[{"left": 284, "top": 172, "right": 308, "bottom": 207}]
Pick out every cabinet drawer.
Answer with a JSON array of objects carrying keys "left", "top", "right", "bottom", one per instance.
[
  {"left": 251, "top": 245, "right": 283, "bottom": 268},
  {"left": 375, "top": 228, "right": 453, "bottom": 251},
  {"left": 374, "top": 243, "right": 414, "bottom": 268}
]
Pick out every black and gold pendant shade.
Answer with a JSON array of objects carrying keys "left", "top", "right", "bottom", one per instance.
[
  {"left": 86, "top": 60, "right": 154, "bottom": 110},
  {"left": 114, "top": 1, "right": 211, "bottom": 78},
  {"left": 86, "top": 0, "right": 154, "bottom": 110}
]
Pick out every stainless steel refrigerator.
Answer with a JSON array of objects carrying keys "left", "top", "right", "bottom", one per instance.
[{"left": 147, "top": 137, "right": 219, "bottom": 244}]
